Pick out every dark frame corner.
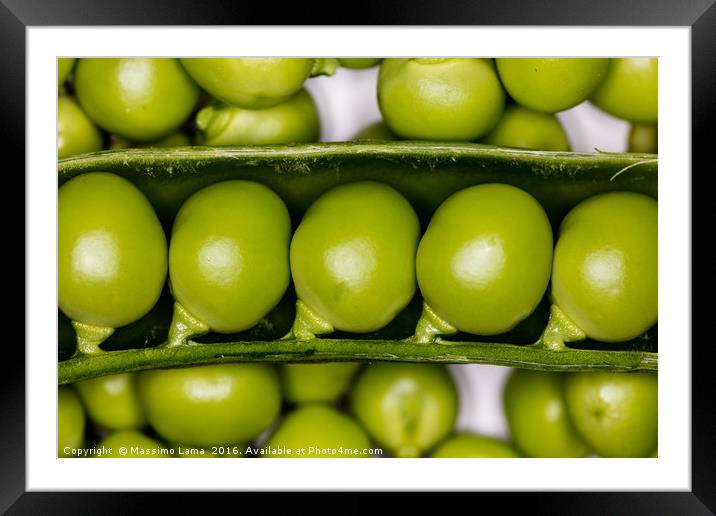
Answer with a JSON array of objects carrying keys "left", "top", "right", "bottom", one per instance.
[{"left": 8, "top": 0, "right": 711, "bottom": 513}]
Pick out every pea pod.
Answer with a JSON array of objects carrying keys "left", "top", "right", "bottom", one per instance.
[{"left": 58, "top": 142, "right": 657, "bottom": 384}]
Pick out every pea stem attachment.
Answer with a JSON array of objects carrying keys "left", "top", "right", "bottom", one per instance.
[
  {"left": 533, "top": 304, "right": 586, "bottom": 351},
  {"left": 310, "top": 58, "right": 339, "bottom": 77},
  {"left": 408, "top": 302, "right": 458, "bottom": 344},
  {"left": 72, "top": 321, "right": 114, "bottom": 355},
  {"left": 165, "top": 302, "right": 210, "bottom": 348},
  {"left": 283, "top": 300, "right": 334, "bottom": 340}
]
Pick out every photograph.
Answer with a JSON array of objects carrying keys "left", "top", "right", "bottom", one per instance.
[
  {"left": 56, "top": 56, "right": 659, "bottom": 461},
  {"left": 8, "top": 11, "right": 706, "bottom": 511}
]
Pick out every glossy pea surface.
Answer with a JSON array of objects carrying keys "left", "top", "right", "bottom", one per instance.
[
  {"left": 503, "top": 369, "right": 590, "bottom": 458},
  {"left": 496, "top": 58, "right": 609, "bottom": 113},
  {"left": 138, "top": 364, "right": 282, "bottom": 447},
  {"left": 196, "top": 89, "right": 320, "bottom": 145},
  {"left": 169, "top": 180, "right": 291, "bottom": 333},
  {"left": 280, "top": 362, "right": 361, "bottom": 404},
  {"left": 431, "top": 433, "right": 519, "bottom": 458},
  {"left": 58, "top": 172, "right": 167, "bottom": 329},
  {"left": 564, "top": 372, "right": 657, "bottom": 457},
  {"left": 416, "top": 183, "right": 553, "bottom": 335},
  {"left": 74, "top": 58, "right": 199, "bottom": 141},
  {"left": 350, "top": 363, "right": 458, "bottom": 458},
  {"left": 180, "top": 58, "right": 314, "bottom": 109},
  {"left": 265, "top": 404, "right": 372, "bottom": 458},
  {"left": 378, "top": 58, "right": 505, "bottom": 141},
  {"left": 290, "top": 181, "right": 420, "bottom": 333},
  {"left": 57, "top": 96, "right": 103, "bottom": 159},
  {"left": 58, "top": 386, "right": 85, "bottom": 457},
  {"left": 75, "top": 373, "right": 146, "bottom": 430},
  {"left": 591, "top": 58, "right": 658, "bottom": 122},
  {"left": 551, "top": 192, "right": 657, "bottom": 342},
  {"left": 483, "top": 104, "right": 570, "bottom": 151}
]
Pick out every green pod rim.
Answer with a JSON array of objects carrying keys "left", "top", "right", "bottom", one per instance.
[
  {"left": 58, "top": 142, "right": 657, "bottom": 226},
  {"left": 59, "top": 338, "right": 657, "bottom": 385},
  {"left": 57, "top": 142, "right": 658, "bottom": 383}
]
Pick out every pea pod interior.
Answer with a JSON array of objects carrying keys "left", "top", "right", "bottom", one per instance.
[{"left": 58, "top": 142, "right": 658, "bottom": 381}]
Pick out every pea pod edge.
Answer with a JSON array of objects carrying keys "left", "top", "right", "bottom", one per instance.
[{"left": 57, "top": 142, "right": 658, "bottom": 382}]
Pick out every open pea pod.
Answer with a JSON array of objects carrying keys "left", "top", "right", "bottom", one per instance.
[{"left": 58, "top": 142, "right": 658, "bottom": 384}]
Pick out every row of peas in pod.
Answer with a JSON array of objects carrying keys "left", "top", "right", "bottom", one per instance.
[
  {"left": 59, "top": 172, "right": 656, "bottom": 353},
  {"left": 59, "top": 362, "right": 657, "bottom": 459},
  {"left": 57, "top": 57, "right": 658, "bottom": 158}
]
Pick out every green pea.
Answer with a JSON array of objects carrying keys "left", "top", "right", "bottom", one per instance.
[
  {"left": 628, "top": 123, "right": 658, "bottom": 153},
  {"left": 195, "top": 89, "right": 320, "bottom": 145},
  {"left": 551, "top": 192, "right": 657, "bottom": 343},
  {"left": 138, "top": 364, "right": 282, "bottom": 447},
  {"left": 290, "top": 181, "right": 419, "bottom": 334},
  {"left": 280, "top": 363, "right": 361, "bottom": 404},
  {"left": 75, "top": 373, "right": 146, "bottom": 430},
  {"left": 110, "top": 131, "right": 191, "bottom": 150},
  {"left": 58, "top": 96, "right": 103, "bottom": 159},
  {"left": 180, "top": 58, "right": 314, "bottom": 109},
  {"left": 431, "top": 433, "right": 520, "bottom": 458},
  {"left": 503, "top": 370, "right": 590, "bottom": 458},
  {"left": 496, "top": 58, "right": 609, "bottom": 113},
  {"left": 75, "top": 58, "right": 199, "bottom": 141},
  {"left": 265, "top": 404, "right": 372, "bottom": 458},
  {"left": 564, "top": 372, "right": 657, "bottom": 457},
  {"left": 58, "top": 173, "right": 167, "bottom": 349},
  {"left": 378, "top": 58, "right": 505, "bottom": 141},
  {"left": 350, "top": 363, "right": 458, "bottom": 458},
  {"left": 108, "top": 137, "right": 132, "bottom": 150},
  {"left": 416, "top": 184, "right": 553, "bottom": 336},
  {"left": 58, "top": 386, "right": 85, "bottom": 457},
  {"left": 58, "top": 58, "right": 76, "bottom": 86},
  {"left": 168, "top": 180, "right": 291, "bottom": 335},
  {"left": 482, "top": 104, "right": 570, "bottom": 151},
  {"left": 98, "top": 430, "right": 167, "bottom": 458},
  {"left": 339, "top": 58, "right": 382, "bottom": 69},
  {"left": 352, "top": 121, "right": 398, "bottom": 141},
  {"left": 591, "top": 58, "right": 658, "bottom": 122}
]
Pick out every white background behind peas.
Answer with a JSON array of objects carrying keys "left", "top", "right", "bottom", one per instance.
[{"left": 305, "top": 64, "right": 632, "bottom": 439}]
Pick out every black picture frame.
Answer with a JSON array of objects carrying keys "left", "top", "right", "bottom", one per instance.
[{"left": 8, "top": 0, "right": 711, "bottom": 513}]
